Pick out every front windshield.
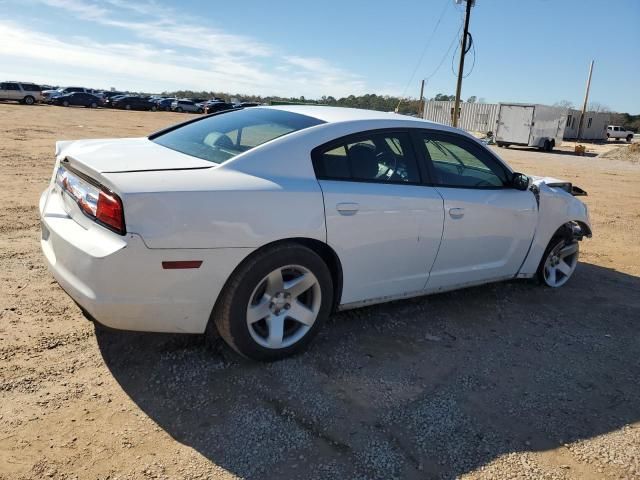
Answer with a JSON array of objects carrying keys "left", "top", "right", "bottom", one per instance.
[{"left": 151, "top": 108, "right": 324, "bottom": 164}]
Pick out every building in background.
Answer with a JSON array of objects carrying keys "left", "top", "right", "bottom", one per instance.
[{"left": 563, "top": 109, "right": 610, "bottom": 140}]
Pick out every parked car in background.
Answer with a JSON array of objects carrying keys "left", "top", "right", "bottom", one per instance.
[
  {"left": 156, "top": 98, "right": 176, "bottom": 111},
  {"left": 0, "top": 81, "right": 43, "bottom": 104},
  {"left": 104, "top": 94, "right": 127, "bottom": 108},
  {"left": 236, "top": 102, "right": 260, "bottom": 108},
  {"left": 43, "top": 86, "right": 89, "bottom": 102},
  {"left": 52, "top": 92, "right": 102, "bottom": 108},
  {"left": 606, "top": 125, "right": 634, "bottom": 142},
  {"left": 204, "top": 101, "right": 234, "bottom": 114},
  {"left": 171, "top": 99, "right": 203, "bottom": 113},
  {"left": 111, "top": 96, "right": 157, "bottom": 111},
  {"left": 40, "top": 106, "right": 592, "bottom": 360}
]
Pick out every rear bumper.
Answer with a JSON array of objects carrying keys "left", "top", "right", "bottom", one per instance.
[{"left": 39, "top": 189, "right": 253, "bottom": 334}]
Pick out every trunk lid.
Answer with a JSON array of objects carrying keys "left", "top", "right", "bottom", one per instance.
[{"left": 58, "top": 137, "right": 213, "bottom": 175}]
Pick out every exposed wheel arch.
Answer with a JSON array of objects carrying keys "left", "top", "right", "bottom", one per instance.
[{"left": 211, "top": 238, "right": 343, "bottom": 321}]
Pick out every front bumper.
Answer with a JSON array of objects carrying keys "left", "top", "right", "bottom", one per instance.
[{"left": 39, "top": 189, "right": 253, "bottom": 333}]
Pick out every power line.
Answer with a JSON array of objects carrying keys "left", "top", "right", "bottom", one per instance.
[{"left": 396, "top": 0, "right": 451, "bottom": 110}]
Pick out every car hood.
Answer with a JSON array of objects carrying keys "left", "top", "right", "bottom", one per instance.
[{"left": 56, "top": 137, "right": 213, "bottom": 174}]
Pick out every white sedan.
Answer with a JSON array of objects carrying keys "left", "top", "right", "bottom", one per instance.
[{"left": 39, "top": 106, "right": 591, "bottom": 360}]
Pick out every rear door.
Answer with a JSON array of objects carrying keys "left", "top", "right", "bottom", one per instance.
[
  {"left": 415, "top": 130, "right": 537, "bottom": 291},
  {"left": 314, "top": 129, "right": 444, "bottom": 305},
  {"left": 497, "top": 105, "right": 534, "bottom": 144}
]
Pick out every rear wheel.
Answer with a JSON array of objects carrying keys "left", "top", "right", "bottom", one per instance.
[
  {"left": 197, "top": 108, "right": 203, "bottom": 114},
  {"left": 542, "top": 139, "right": 551, "bottom": 152},
  {"left": 210, "top": 243, "right": 333, "bottom": 361},
  {"left": 62, "top": 100, "right": 69, "bottom": 107},
  {"left": 537, "top": 237, "right": 579, "bottom": 288},
  {"left": 125, "top": 104, "right": 131, "bottom": 110},
  {"left": 627, "top": 134, "right": 633, "bottom": 142},
  {"left": 90, "top": 102, "right": 97, "bottom": 108},
  {"left": 176, "top": 107, "right": 183, "bottom": 112}
]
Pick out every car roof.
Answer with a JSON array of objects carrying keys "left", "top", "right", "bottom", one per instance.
[{"left": 262, "top": 104, "right": 435, "bottom": 126}]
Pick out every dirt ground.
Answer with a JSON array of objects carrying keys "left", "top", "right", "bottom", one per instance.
[{"left": 1, "top": 103, "right": 639, "bottom": 480}]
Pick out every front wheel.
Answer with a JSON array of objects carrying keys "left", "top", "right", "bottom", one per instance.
[
  {"left": 150, "top": 105, "right": 157, "bottom": 112},
  {"left": 90, "top": 102, "right": 97, "bottom": 108},
  {"left": 125, "top": 104, "right": 131, "bottom": 110},
  {"left": 176, "top": 107, "right": 183, "bottom": 112},
  {"left": 23, "top": 96, "right": 35, "bottom": 105},
  {"left": 62, "top": 100, "right": 69, "bottom": 107},
  {"left": 210, "top": 244, "right": 333, "bottom": 361},
  {"left": 538, "top": 237, "right": 579, "bottom": 288}
]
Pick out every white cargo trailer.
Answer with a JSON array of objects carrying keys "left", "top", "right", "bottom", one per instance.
[{"left": 495, "top": 103, "right": 567, "bottom": 151}]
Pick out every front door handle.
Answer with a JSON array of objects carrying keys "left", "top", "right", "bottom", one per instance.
[
  {"left": 336, "top": 202, "right": 359, "bottom": 216},
  {"left": 449, "top": 207, "right": 465, "bottom": 219}
]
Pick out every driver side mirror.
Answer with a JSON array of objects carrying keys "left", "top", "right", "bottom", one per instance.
[{"left": 511, "top": 172, "right": 531, "bottom": 191}]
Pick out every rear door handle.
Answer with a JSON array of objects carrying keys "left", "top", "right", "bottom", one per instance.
[
  {"left": 336, "top": 202, "right": 359, "bottom": 216},
  {"left": 449, "top": 207, "right": 465, "bottom": 218}
]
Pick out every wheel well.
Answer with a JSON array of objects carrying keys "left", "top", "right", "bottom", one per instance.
[
  {"left": 551, "top": 221, "right": 591, "bottom": 244},
  {"left": 221, "top": 238, "right": 343, "bottom": 313}
]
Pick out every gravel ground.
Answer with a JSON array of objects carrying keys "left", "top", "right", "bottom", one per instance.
[{"left": 1, "top": 103, "right": 639, "bottom": 479}]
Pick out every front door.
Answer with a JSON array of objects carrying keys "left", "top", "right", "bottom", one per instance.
[
  {"left": 415, "top": 130, "right": 538, "bottom": 291},
  {"left": 314, "top": 130, "right": 444, "bottom": 305}
]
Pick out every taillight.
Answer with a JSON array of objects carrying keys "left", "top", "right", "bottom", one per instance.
[
  {"left": 96, "top": 191, "right": 125, "bottom": 234},
  {"left": 56, "top": 164, "right": 126, "bottom": 234}
]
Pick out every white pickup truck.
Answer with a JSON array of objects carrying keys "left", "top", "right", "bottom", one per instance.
[{"left": 606, "top": 125, "right": 634, "bottom": 142}]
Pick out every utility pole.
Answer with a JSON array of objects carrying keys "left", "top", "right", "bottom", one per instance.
[
  {"left": 576, "top": 60, "right": 594, "bottom": 142},
  {"left": 418, "top": 79, "right": 425, "bottom": 118},
  {"left": 452, "top": 0, "right": 474, "bottom": 128}
]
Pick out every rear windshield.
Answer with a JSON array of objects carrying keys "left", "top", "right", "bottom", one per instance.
[{"left": 151, "top": 108, "right": 324, "bottom": 164}]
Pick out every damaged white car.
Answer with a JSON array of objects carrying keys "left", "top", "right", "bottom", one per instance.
[{"left": 39, "top": 106, "right": 591, "bottom": 360}]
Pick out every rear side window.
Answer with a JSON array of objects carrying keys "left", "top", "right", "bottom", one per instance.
[
  {"left": 2, "top": 82, "right": 20, "bottom": 90},
  {"left": 20, "top": 83, "right": 41, "bottom": 91},
  {"left": 151, "top": 108, "right": 324, "bottom": 164},
  {"left": 313, "top": 131, "right": 421, "bottom": 184}
]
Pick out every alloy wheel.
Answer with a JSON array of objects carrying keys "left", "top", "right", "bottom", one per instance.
[
  {"left": 543, "top": 241, "right": 579, "bottom": 287},
  {"left": 246, "top": 265, "right": 321, "bottom": 349}
]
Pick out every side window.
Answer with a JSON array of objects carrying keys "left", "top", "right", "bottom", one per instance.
[
  {"left": 314, "top": 132, "right": 420, "bottom": 184},
  {"left": 4, "top": 83, "right": 20, "bottom": 90},
  {"left": 420, "top": 133, "right": 508, "bottom": 188}
]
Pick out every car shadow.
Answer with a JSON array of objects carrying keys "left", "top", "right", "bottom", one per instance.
[{"left": 95, "top": 262, "right": 640, "bottom": 479}]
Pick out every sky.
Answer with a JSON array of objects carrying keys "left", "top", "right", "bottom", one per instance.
[{"left": 1, "top": 0, "right": 639, "bottom": 113}]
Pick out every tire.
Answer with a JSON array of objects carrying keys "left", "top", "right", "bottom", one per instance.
[
  {"left": 23, "top": 96, "right": 35, "bottom": 105},
  {"left": 164, "top": 106, "right": 171, "bottom": 112},
  {"left": 90, "top": 102, "right": 97, "bottom": 108},
  {"left": 197, "top": 108, "right": 203, "bottom": 114},
  {"left": 151, "top": 105, "right": 157, "bottom": 112},
  {"left": 537, "top": 235, "right": 579, "bottom": 288},
  {"left": 63, "top": 100, "right": 69, "bottom": 107},
  {"left": 543, "top": 139, "right": 551, "bottom": 152},
  {"left": 125, "top": 104, "right": 131, "bottom": 110},
  {"left": 606, "top": 133, "right": 610, "bottom": 140},
  {"left": 549, "top": 139, "right": 555, "bottom": 151},
  {"left": 176, "top": 107, "right": 183, "bottom": 113},
  {"left": 210, "top": 243, "right": 333, "bottom": 361},
  {"left": 627, "top": 134, "right": 633, "bottom": 142},
  {"left": 497, "top": 142, "right": 504, "bottom": 148}
]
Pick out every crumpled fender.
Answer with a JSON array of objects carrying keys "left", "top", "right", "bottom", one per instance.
[{"left": 518, "top": 179, "right": 591, "bottom": 277}]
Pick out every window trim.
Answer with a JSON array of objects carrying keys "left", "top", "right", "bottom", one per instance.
[
  {"left": 410, "top": 129, "right": 515, "bottom": 190},
  {"left": 311, "top": 128, "right": 430, "bottom": 186}
]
